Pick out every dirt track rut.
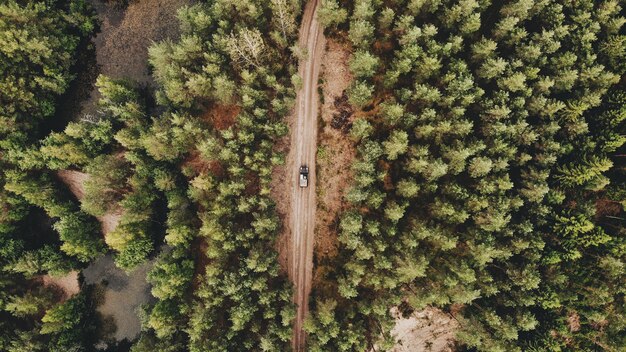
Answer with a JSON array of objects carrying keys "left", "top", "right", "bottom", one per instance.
[{"left": 288, "top": 0, "right": 325, "bottom": 350}]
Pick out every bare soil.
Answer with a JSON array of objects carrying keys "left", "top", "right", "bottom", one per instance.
[
  {"left": 388, "top": 307, "right": 459, "bottom": 352},
  {"left": 40, "top": 270, "right": 80, "bottom": 302},
  {"left": 56, "top": 170, "right": 122, "bottom": 235},
  {"left": 182, "top": 151, "right": 212, "bottom": 177},
  {"left": 57, "top": 169, "right": 89, "bottom": 199},
  {"left": 82, "top": 0, "right": 194, "bottom": 115},
  {"left": 314, "top": 39, "right": 355, "bottom": 262},
  {"left": 83, "top": 254, "right": 154, "bottom": 342}
]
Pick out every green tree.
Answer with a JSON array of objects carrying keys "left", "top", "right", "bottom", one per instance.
[
  {"left": 318, "top": 0, "right": 348, "bottom": 28},
  {"left": 383, "top": 130, "right": 408, "bottom": 160},
  {"left": 349, "top": 50, "right": 379, "bottom": 79}
]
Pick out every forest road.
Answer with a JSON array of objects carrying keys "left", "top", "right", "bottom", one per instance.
[{"left": 288, "top": 0, "right": 325, "bottom": 351}]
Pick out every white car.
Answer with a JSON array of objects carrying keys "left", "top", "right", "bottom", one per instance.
[{"left": 299, "top": 165, "right": 309, "bottom": 188}]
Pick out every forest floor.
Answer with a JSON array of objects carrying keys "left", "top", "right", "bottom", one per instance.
[
  {"left": 56, "top": 170, "right": 122, "bottom": 235},
  {"left": 314, "top": 39, "right": 355, "bottom": 267},
  {"left": 83, "top": 255, "right": 154, "bottom": 342},
  {"left": 40, "top": 271, "right": 80, "bottom": 302},
  {"left": 81, "top": 0, "right": 194, "bottom": 116},
  {"left": 388, "top": 307, "right": 458, "bottom": 352}
]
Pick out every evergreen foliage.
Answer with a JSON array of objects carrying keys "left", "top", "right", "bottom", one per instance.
[{"left": 305, "top": 1, "right": 626, "bottom": 351}]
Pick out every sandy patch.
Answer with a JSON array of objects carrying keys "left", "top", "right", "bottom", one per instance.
[
  {"left": 83, "top": 254, "right": 154, "bottom": 342},
  {"left": 315, "top": 39, "right": 355, "bottom": 261},
  {"left": 389, "top": 307, "right": 458, "bottom": 352},
  {"left": 55, "top": 169, "right": 122, "bottom": 235},
  {"left": 40, "top": 270, "right": 80, "bottom": 302}
]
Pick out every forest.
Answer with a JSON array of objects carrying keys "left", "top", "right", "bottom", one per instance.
[
  {"left": 0, "top": 0, "right": 624, "bottom": 351},
  {"left": 306, "top": 0, "right": 626, "bottom": 351}
]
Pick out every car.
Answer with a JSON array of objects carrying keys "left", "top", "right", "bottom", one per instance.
[{"left": 299, "top": 165, "right": 309, "bottom": 188}]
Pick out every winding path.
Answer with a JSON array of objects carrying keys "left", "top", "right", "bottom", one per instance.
[{"left": 288, "top": 0, "right": 325, "bottom": 350}]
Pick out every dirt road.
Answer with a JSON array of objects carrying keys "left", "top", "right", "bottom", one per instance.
[{"left": 288, "top": 0, "right": 325, "bottom": 350}]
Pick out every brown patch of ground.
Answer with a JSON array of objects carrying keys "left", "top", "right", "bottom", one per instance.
[
  {"left": 82, "top": 0, "right": 195, "bottom": 115},
  {"left": 388, "top": 307, "right": 458, "bottom": 352},
  {"left": 92, "top": 0, "right": 192, "bottom": 84},
  {"left": 182, "top": 151, "right": 220, "bottom": 176},
  {"left": 40, "top": 271, "right": 80, "bottom": 302},
  {"left": 84, "top": 254, "right": 154, "bottom": 342},
  {"left": 55, "top": 170, "right": 122, "bottom": 235},
  {"left": 99, "top": 212, "right": 123, "bottom": 236},
  {"left": 57, "top": 169, "right": 89, "bottom": 199},
  {"left": 315, "top": 39, "right": 355, "bottom": 261},
  {"left": 595, "top": 198, "right": 623, "bottom": 219},
  {"left": 244, "top": 172, "right": 261, "bottom": 196},
  {"left": 200, "top": 104, "right": 241, "bottom": 130}
]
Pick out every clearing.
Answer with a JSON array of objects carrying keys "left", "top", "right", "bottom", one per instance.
[
  {"left": 83, "top": 254, "right": 154, "bottom": 343},
  {"left": 56, "top": 170, "right": 122, "bottom": 235},
  {"left": 388, "top": 307, "right": 458, "bottom": 352},
  {"left": 40, "top": 270, "right": 80, "bottom": 302},
  {"left": 81, "top": 0, "right": 194, "bottom": 115}
]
